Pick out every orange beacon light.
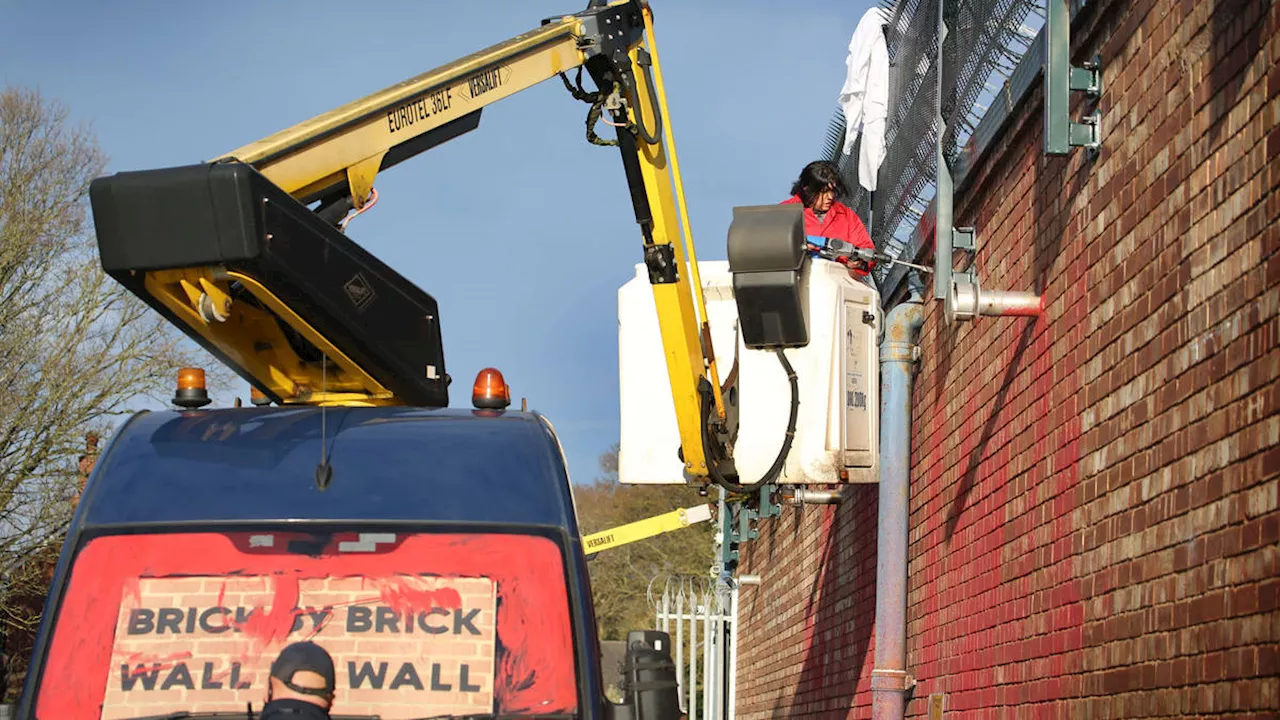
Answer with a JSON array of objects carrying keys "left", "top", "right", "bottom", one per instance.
[
  {"left": 173, "top": 368, "right": 212, "bottom": 409},
  {"left": 472, "top": 368, "right": 511, "bottom": 410}
]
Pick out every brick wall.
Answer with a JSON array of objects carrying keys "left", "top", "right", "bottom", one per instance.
[
  {"left": 737, "top": 487, "right": 880, "bottom": 716},
  {"left": 102, "top": 575, "right": 497, "bottom": 720},
  {"left": 735, "top": 0, "right": 1278, "bottom": 717}
]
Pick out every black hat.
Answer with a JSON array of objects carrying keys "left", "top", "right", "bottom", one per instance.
[{"left": 269, "top": 641, "right": 335, "bottom": 697}]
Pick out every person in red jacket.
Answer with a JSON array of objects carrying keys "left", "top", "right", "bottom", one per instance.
[{"left": 781, "top": 160, "right": 875, "bottom": 277}]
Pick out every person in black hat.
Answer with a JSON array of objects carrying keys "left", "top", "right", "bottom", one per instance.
[{"left": 261, "top": 641, "right": 336, "bottom": 719}]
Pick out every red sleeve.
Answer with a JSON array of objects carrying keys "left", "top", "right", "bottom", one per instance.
[
  {"left": 832, "top": 204, "right": 875, "bottom": 277},
  {"left": 838, "top": 204, "right": 873, "bottom": 249}
]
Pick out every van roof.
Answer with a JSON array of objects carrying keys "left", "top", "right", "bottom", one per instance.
[{"left": 75, "top": 406, "right": 579, "bottom": 532}]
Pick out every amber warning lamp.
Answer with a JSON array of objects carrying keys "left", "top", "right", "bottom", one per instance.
[
  {"left": 173, "top": 367, "right": 212, "bottom": 409},
  {"left": 472, "top": 368, "right": 510, "bottom": 410}
]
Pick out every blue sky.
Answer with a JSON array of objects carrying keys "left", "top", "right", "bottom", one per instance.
[{"left": 1, "top": 0, "right": 874, "bottom": 484}]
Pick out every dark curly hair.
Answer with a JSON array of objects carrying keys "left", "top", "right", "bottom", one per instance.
[{"left": 790, "top": 160, "right": 848, "bottom": 208}]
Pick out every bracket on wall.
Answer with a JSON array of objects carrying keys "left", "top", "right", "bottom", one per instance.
[
  {"left": 933, "top": 0, "right": 982, "bottom": 324},
  {"left": 719, "top": 483, "right": 781, "bottom": 578},
  {"left": 932, "top": 0, "right": 1044, "bottom": 323},
  {"left": 1044, "top": 0, "right": 1103, "bottom": 156}
]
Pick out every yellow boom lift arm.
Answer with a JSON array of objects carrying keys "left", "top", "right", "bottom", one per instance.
[{"left": 88, "top": 0, "right": 733, "bottom": 480}]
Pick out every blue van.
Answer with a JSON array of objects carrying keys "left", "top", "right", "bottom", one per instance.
[{"left": 16, "top": 399, "right": 678, "bottom": 720}]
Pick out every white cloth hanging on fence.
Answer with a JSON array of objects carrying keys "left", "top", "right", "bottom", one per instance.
[{"left": 838, "top": 6, "right": 889, "bottom": 192}]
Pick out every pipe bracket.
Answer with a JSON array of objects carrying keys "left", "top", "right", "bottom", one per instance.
[
  {"left": 880, "top": 342, "right": 918, "bottom": 364},
  {"left": 870, "top": 669, "right": 910, "bottom": 692}
]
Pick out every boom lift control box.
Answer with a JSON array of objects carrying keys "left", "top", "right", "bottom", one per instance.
[{"left": 725, "top": 204, "right": 811, "bottom": 348}]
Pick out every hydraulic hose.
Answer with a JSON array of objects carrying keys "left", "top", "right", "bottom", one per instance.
[
  {"left": 701, "top": 347, "right": 798, "bottom": 494},
  {"left": 631, "top": 52, "right": 663, "bottom": 146}
]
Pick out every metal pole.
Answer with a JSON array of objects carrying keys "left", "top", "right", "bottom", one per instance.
[
  {"left": 676, "top": 586, "right": 685, "bottom": 714},
  {"left": 712, "top": 591, "right": 723, "bottom": 720},
  {"left": 688, "top": 584, "right": 697, "bottom": 718},
  {"left": 978, "top": 289, "right": 1043, "bottom": 317},
  {"left": 706, "top": 586, "right": 716, "bottom": 712},
  {"left": 933, "top": 0, "right": 952, "bottom": 302},
  {"left": 660, "top": 585, "right": 670, "bottom": 635},
  {"left": 727, "top": 584, "right": 739, "bottom": 720},
  {"left": 871, "top": 292, "right": 925, "bottom": 720},
  {"left": 782, "top": 488, "right": 844, "bottom": 504}
]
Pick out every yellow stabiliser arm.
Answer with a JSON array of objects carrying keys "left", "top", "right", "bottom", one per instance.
[
  {"left": 185, "top": 0, "right": 727, "bottom": 476},
  {"left": 582, "top": 504, "right": 714, "bottom": 555}
]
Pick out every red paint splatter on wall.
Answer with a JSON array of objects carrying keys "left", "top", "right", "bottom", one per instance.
[{"left": 34, "top": 532, "right": 576, "bottom": 719}]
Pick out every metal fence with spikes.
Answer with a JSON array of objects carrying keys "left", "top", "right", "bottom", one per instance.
[
  {"left": 648, "top": 575, "right": 737, "bottom": 720},
  {"left": 823, "top": 0, "right": 1044, "bottom": 289}
]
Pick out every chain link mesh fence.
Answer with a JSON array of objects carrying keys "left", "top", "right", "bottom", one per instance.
[{"left": 824, "top": 0, "right": 1045, "bottom": 285}]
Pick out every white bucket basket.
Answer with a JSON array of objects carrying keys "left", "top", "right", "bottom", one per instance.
[{"left": 618, "top": 260, "right": 880, "bottom": 486}]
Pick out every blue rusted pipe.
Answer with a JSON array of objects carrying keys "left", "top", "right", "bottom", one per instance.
[{"left": 872, "top": 291, "right": 925, "bottom": 720}]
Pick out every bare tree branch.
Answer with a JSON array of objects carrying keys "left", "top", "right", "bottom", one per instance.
[{"left": 0, "top": 85, "right": 228, "bottom": 698}]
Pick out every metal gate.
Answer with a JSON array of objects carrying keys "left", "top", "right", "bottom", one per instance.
[{"left": 650, "top": 576, "right": 738, "bottom": 720}]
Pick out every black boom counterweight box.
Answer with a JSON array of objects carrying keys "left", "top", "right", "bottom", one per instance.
[
  {"left": 89, "top": 161, "right": 449, "bottom": 407},
  {"left": 726, "top": 203, "right": 811, "bottom": 348}
]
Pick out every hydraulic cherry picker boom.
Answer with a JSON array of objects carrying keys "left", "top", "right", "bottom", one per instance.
[{"left": 88, "top": 0, "right": 734, "bottom": 480}]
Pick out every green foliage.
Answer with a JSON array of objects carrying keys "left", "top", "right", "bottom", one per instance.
[{"left": 572, "top": 443, "right": 715, "bottom": 641}]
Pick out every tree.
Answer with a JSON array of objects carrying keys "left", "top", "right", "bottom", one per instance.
[
  {"left": 0, "top": 85, "right": 215, "bottom": 698},
  {"left": 574, "top": 444, "right": 716, "bottom": 641}
]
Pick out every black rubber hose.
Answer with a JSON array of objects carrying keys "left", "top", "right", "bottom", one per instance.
[
  {"left": 632, "top": 56, "right": 662, "bottom": 146},
  {"left": 701, "top": 347, "right": 798, "bottom": 494}
]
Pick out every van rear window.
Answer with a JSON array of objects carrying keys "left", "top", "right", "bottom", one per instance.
[{"left": 33, "top": 530, "right": 577, "bottom": 720}]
